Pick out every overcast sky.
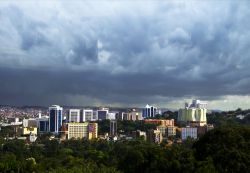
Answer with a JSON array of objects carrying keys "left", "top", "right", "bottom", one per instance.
[{"left": 0, "top": 1, "right": 250, "bottom": 110}]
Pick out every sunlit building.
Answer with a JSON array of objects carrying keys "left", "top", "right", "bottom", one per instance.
[
  {"left": 144, "top": 119, "right": 175, "bottom": 126},
  {"left": 88, "top": 123, "right": 98, "bottom": 139},
  {"left": 67, "top": 122, "right": 88, "bottom": 139},
  {"left": 178, "top": 100, "right": 207, "bottom": 126}
]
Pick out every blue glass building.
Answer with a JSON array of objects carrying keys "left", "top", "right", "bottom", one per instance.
[
  {"left": 38, "top": 117, "right": 49, "bottom": 133},
  {"left": 142, "top": 104, "right": 157, "bottom": 118},
  {"left": 49, "top": 105, "right": 63, "bottom": 134}
]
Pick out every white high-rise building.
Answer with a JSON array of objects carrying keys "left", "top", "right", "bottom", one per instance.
[
  {"left": 83, "top": 109, "right": 94, "bottom": 122},
  {"left": 68, "top": 109, "right": 80, "bottom": 122}
]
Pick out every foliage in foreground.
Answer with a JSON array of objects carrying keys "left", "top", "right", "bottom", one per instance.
[{"left": 0, "top": 126, "right": 249, "bottom": 173}]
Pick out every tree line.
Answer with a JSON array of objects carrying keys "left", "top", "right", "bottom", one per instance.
[{"left": 0, "top": 125, "right": 249, "bottom": 173}]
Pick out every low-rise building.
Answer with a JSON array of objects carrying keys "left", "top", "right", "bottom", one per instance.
[
  {"left": 19, "top": 127, "right": 38, "bottom": 135},
  {"left": 167, "top": 126, "right": 176, "bottom": 137},
  {"left": 181, "top": 127, "right": 197, "bottom": 140},
  {"left": 144, "top": 119, "right": 175, "bottom": 126},
  {"left": 147, "top": 129, "right": 163, "bottom": 144}
]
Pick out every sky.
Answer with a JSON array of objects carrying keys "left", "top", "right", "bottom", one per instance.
[{"left": 0, "top": 1, "right": 250, "bottom": 110}]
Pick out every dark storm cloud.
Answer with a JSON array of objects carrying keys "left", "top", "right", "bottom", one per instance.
[{"left": 0, "top": 1, "right": 250, "bottom": 108}]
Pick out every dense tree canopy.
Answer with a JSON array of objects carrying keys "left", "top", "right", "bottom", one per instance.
[{"left": 0, "top": 125, "right": 249, "bottom": 172}]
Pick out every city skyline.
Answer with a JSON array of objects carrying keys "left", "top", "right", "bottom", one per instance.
[{"left": 1, "top": 1, "right": 250, "bottom": 110}]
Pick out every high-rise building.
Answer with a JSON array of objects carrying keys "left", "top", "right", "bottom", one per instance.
[
  {"left": 178, "top": 100, "right": 207, "bottom": 126},
  {"left": 49, "top": 105, "right": 63, "bottom": 134},
  {"left": 142, "top": 104, "right": 157, "bottom": 118},
  {"left": 67, "top": 122, "right": 89, "bottom": 139},
  {"left": 68, "top": 109, "right": 80, "bottom": 122},
  {"left": 107, "top": 112, "right": 117, "bottom": 120},
  {"left": 97, "top": 108, "right": 109, "bottom": 120},
  {"left": 83, "top": 109, "right": 94, "bottom": 122},
  {"left": 110, "top": 120, "right": 117, "bottom": 136}
]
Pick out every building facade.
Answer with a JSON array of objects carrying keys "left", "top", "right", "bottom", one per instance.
[
  {"left": 83, "top": 109, "right": 94, "bottom": 122},
  {"left": 37, "top": 116, "right": 49, "bottom": 133},
  {"left": 142, "top": 104, "right": 157, "bottom": 118},
  {"left": 67, "top": 122, "right": 89, "bottom": 139},
  {"left": 181, "top": 127, "right": 197, "bottom": 140},
  {"left": 178, "top": 100, "right": 207, "bottom": 126},
  {"left": 68, "top": 109, "right": 81, "bottom": 122},
  {"left": 88, "top": 123, "right": 98, "bottom": 139},
  {"left": 49, "top": 105, "right": 63, "bottom": 134},
  {"left": 97, "top": 108, "right": 109, "bottom": 120},
  {"left": 110, "top": 120, "right": 117, "bottom": 136},
  {"left": 147, "top": 129, "right": 163, "bottom": 144},
  {"left": 144, "top": 119, "right": 175, "bottom": 126}
]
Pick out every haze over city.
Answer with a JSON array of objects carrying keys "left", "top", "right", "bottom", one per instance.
[{"left": 1, "top": 1, "right": 250, "bottom": 110}]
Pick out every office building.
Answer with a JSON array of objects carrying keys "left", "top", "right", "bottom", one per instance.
[
  {"left": 68, "top": 109, "right": 81, "bottom": 122},
  {"left": 110, "top": 120, "right": 117, "bottom": 136},
  {"left": 181, "top": 127, "right": 197, "bottom": 140},
  {"left": 178, "top": 100, "right": 207, "bottom": 126},
  {"left": 49, "top": 105, "right": 63, "bottom": 134},
  {"left": 37, "top": 116, "right": 49, "bottom": 133},
  {"left": 142, "top": 104, "right": 157, "bottom": 118},
  {"left": 83, "top": 109, "right": 94, "bottom": 122},
  {"left": 23, "top": 118, "right": 38, "bottom": 128},
  {"left": 107, "top": 112, "right": 117, "bottom": 120},
  {"left": 144, "top": 119, "right": 175, "bottom": 126},
  {"left": 126, "top": 109, "right": 143, "bottom": 121},
  {"left": 92, "top": 111, "right": 98, "bottom": 120},
  {"left": 88, "top": 123, "right": 98, "bottom": 139},
  {"left": 67, "top": 122, "right": 88, "bottom": 139},
  {"left": 97, "top": 108, "right": 109, "bottom": 120}
]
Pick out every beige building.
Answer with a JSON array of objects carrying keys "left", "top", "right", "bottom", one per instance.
[
  {"left": 167, "top": 126, "right": 176, "bottom": 137},
  {"left": 67, "top": 122, "right": 88, "bottom": 139},
  {"left": 19, "top": 127, "right": 38, "bottom": 135},
  {"left": 157, "top": 125, "right": 167, "bottom": 137},
  {"left": 122, "top": 109, "right": 142, "bottom": 121},
  {"left": 178, "top": 108, "right": 207, "bottom": 126}
]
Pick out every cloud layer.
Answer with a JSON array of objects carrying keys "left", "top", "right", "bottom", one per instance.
[{"left": 0, "top": 1, "right": 250, "bottom": 110}]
